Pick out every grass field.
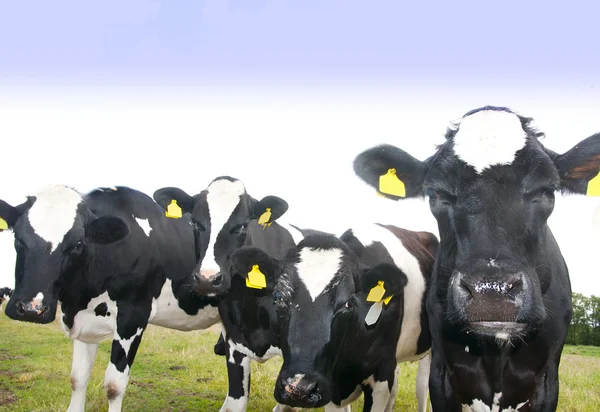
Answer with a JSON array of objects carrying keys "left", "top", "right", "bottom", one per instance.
[{"left": 1, "top": 314, "right": 599, "bottom": 411}]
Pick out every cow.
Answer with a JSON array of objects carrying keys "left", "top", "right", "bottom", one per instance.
[
  {"left": 0, "top": 182, "right": 288, "bottom": 412},
  {"left": 153, "top": 176, "right": 307, "bottom": 412},
  {"left": 0, "top": 286, "right": 12, "bottom": 311},
  {"left": 353, "top": 105, "right": 600, "bottom": 411},
  {"left": 230, "top": 223, "right": 438, "bottom": 411}
]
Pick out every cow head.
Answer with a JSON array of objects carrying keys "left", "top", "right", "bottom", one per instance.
[
  {"left": 153, "top": 176, "right": 288, "bottom": 297},
  {"left": 230, "top": 234, "right": 407, "bottom": 408},
  {"left": 0, "top": 185, "right": 129, "bottom": 324},
  {"left": 354, "top": 106, "right": 600, "bottom": 342}
]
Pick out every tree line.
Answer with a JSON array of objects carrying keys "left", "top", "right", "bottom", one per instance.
[{"left": 566, "top": 292, "right": 600, "bottom": 346}]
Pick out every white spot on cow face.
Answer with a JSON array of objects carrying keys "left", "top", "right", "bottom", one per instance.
[
  {"left": 295, "top": 247, "right": 343, "bottom": 302},
  {"left": 452, "top": 109, "right": 527, "bottom": 174},
  {"left": 133, "top": 217, "right": 152, "bottom": 237},
  {"left": 201, "top": 179, "right": 246, "bottom": 274},
  {"left": 32, "top": 292, "right": 44, "bottom": 307},
  {"left": 27, "top": 185, "right": 82, "bottom": 253}
]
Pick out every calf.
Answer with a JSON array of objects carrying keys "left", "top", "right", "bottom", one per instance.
[
  {"left": 0, "top": 286, "right": 12, "bottom": 311},
  {"left": 231, "top": 223, "right": 437, "bottom": 411},
  {"left": 154, "top": 176, "right": 304, "bottom": 412},
  {"left": 353, "top": 105, "right": 600, "bottom": 411},
  {"left": 0, "top": 183, "right": 287, "bottom": 412}
]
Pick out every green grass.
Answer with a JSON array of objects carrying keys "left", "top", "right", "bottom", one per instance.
[{"left": 1, "top": 314, "right": 599, "bottom": 411}]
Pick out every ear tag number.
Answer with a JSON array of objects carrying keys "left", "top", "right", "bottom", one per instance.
[
  {"left": 587, "top": 171, "right": 600, "bottom": 196},
  {"left": 379, "top": 168, "right": 406, "bottom": 197},
  {"left": 0, "top": 217, "right": 7, "bottom": 231},
  {"left": 246, "top": 264, "right": 267, "bottom": 289},
  {"left": 166, "top": 200, "right": 182, "bottom": 219}
]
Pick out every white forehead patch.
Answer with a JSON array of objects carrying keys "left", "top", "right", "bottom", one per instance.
[
  {"left": 452, "top": 110, "right": 527, "bottom": 173},
  {"left": 134, "top": 217, "right": 152, "bottom": 237},
  {"left": 295, "top": 247, "right": 343, "bottom": 301},
  {"left": 27, "top": 185, "right": 82, "bottom": 253},
  {"left": 202, "top": 179, "right": 246, "bottom": 271}
]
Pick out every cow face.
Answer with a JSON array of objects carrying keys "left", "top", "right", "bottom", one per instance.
[
  {"left": 354, "top": 106, "right": 600, "bottom": 341},
  {"left": 0, "top": 186, "right": 129, "bottom": 324},
  {"left": 154, "top": 176, "right": 288, "bottom": 297},
  {"left": 231, "top": 235, "right": 406, "bottom": 408}
]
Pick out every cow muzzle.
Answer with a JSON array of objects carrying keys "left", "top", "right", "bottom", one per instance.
[
  {"left": 190, "top": 268, "right": 230, "bottom": 296},
  {"left": 450, "top": 270, "right": 532, "bottom": 336},
  {"left": 274, "top": 373, "right": 329, "bottom": 408},
  {"left": 5, "top": 296, "right": 55, "bottom": 324}
]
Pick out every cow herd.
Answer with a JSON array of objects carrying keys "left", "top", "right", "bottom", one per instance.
[{"left": 0, "top": 105, "right": 599, "bottom": 412}]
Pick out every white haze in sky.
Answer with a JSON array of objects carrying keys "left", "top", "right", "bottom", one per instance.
[{"left": 1, "top": 87, "right": 599, "bottom": 297}]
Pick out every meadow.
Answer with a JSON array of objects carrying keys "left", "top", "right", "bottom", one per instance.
[{"left": 1, "top": 314, "right": 599, "bottom": 411}]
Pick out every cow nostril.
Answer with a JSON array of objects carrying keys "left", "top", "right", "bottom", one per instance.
[
  {"left": 192, "top": 272, "right": 201, "bottom": 283},
  {"left": 507, "top": 279, "right": 523, "bottom": 297},
  {"left": 211, "top": 273, "right": 223, "bottom": 286},
  {"left": 459, "top": 279, "right": 474, "bottom": 298},
  {"left": 16, "top": 301, "right": 26, "bottom": 315}
]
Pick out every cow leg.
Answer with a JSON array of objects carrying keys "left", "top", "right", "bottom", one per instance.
[
  {"left": 383, "top": 365, "right": 400, "bottom": 412},
  {"left": 66, "top": 339, "right": 99, "bottom": 412},
  {"left": 103, "top": 301, "right": 149, "bottom": 412},
  {"left": 219, "top": 342, "right": 251, "bottom": 412},
  {"left": 416, "top": 353, "right": 431, "bottom": 412}
]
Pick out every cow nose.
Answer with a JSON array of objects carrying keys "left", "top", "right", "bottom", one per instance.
[
  {"left": 458, "top": 272, "right": 523, "bottom": 301},
  {"left": 277, "top": 374, "right": 326, "bottom": 408},
  {"left": 14, "top": 300, "right": 48, "bottom": 319},
  {"left": 200, "top": 268, "right": 218, "bottom": 279}
]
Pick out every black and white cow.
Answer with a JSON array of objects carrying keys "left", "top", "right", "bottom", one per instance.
[
  {"left": 0, "top": 286, "right": 12, "bottom": 311},
  {"left": 231, "top": 223, "right": 438, "bottom": 411},
  {"left": 0, "top": 183, "right": 288, "bottom": 412},
  {"left": 154, "top": 176, "right": 305, "bottom": 412},
  {"left": 353, "top": 105, "right": 600, "bottom": 411}
]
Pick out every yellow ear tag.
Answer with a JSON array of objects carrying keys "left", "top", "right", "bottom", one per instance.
[
  {"left": 262, "top": 222, "right": 273, "bottom": 231},
  {"left": 258, "top": 208, "right": 272, "bottom": 225},
  {"left": 0, "top": 217, "right": 8, "bottom": 231},
  {"left": 166, "top": 200, "right": 182, "bottom": 219},
  {"left": 379, "top": 168, "right": 406, "bottom": 197},
  {"left": 366, "top": 281, "right": 386, "bottom": 302},
  {"left": 246, "top": 264, "right": 267, "bottom": 289},
  {"left": 587, "top": 171, "right": 600, "bottom": 196},
  {"left": 383, "top": 294, "right": 393, "bottom": 305}
]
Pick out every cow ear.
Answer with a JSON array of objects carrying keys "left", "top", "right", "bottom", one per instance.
[
  {"left": 553, "top": 133, "right": 600, "bottom": 196},
  {"left": 85, "top": 216, "right": 130, "bottom": 245},
  {"left": 0, "top": 197, "right": 34, "bottom": 230},
  {"left": 230, "top": 247, "right": 283, "bottom": 290},
  {"left": 253, "top": 195, "right": 289, "bottom": 224},
  {"left": 360, "top": 263, "right": 408, "bottom": 303},
  {"left": 353, "top": 144, "right": 428, "bottom": 200},
  {"left": 153, "top": 187, "right": 195, "bottom": 214}
]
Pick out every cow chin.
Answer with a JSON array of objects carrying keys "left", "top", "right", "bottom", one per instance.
[
  {"left": 4, "top": 296, "right": 57, "bottom": 324},
  {"left": 467, "top": 321, "right": 528, "bottom": 341}
]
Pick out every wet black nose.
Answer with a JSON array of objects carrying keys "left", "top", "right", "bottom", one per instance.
[
  {"left": 14, "top": 300, "right": 48, "bottom": 321},
  {"left": 458, "top": 272, "right": 523, "bottom": 301},
  {"left": 275, "top": 374, "right": 327, "bottom": 408}
]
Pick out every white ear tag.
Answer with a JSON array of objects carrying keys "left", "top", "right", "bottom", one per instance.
[{"left": 365, "top": 300, "right": 384, "bottom": 326}]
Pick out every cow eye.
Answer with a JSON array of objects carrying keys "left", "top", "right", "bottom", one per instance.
[
  {"left": 529, "top": 187, "right": 556, "bottom": 203},
  {"left": 230, "top": 222, "right": 249, "bottom": 234},
  {"left": 344, "top": 295, "right": 357, "bottom": 310},
  {"left": 69, "top": 241, "right": 84, "bottom": 254}
]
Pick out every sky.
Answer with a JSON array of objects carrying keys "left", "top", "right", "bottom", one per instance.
[{"left": 0, "top": 0, "right": 599, "bottom": 295}]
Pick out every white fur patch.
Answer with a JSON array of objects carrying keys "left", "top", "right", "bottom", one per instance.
[
  {"left": 61, "top": 291, "right": 117, "bottom": 343},
  {"left": 117, "top": 327, "right": 144, "bottom": 358},
  {"left": 462, "top": 393, "right": 528, "bottom": 411},
  {"left": 452, "top": 110, "right": 527, "bottom": 173},
  {"left": 148, "top": 279, "right": 220, "bottom": 331},
  {"left": 133, "top": 217, "right": 152, "bottom": 237},
  {"left": 295, "top": 247, "right": 343, "bottom": 302},
  {"left": 202, "top": 179, "right": 246, "bottom": 274},
  {"left": 228, "top": 339, "right": 282, "bottom": 363},
  {"left": 349, "top": 224, "right": 426, "bottom": 362},
  {"left": 28, "top": 185, "right": 82, "bottom": 253},
  {"left": 32, "top": 292, "right": 44, "bottom": 307}
]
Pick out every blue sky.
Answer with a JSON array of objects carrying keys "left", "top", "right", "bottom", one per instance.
[{"left": 1, "top": 0, "right": 599, "bottom": 91}]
